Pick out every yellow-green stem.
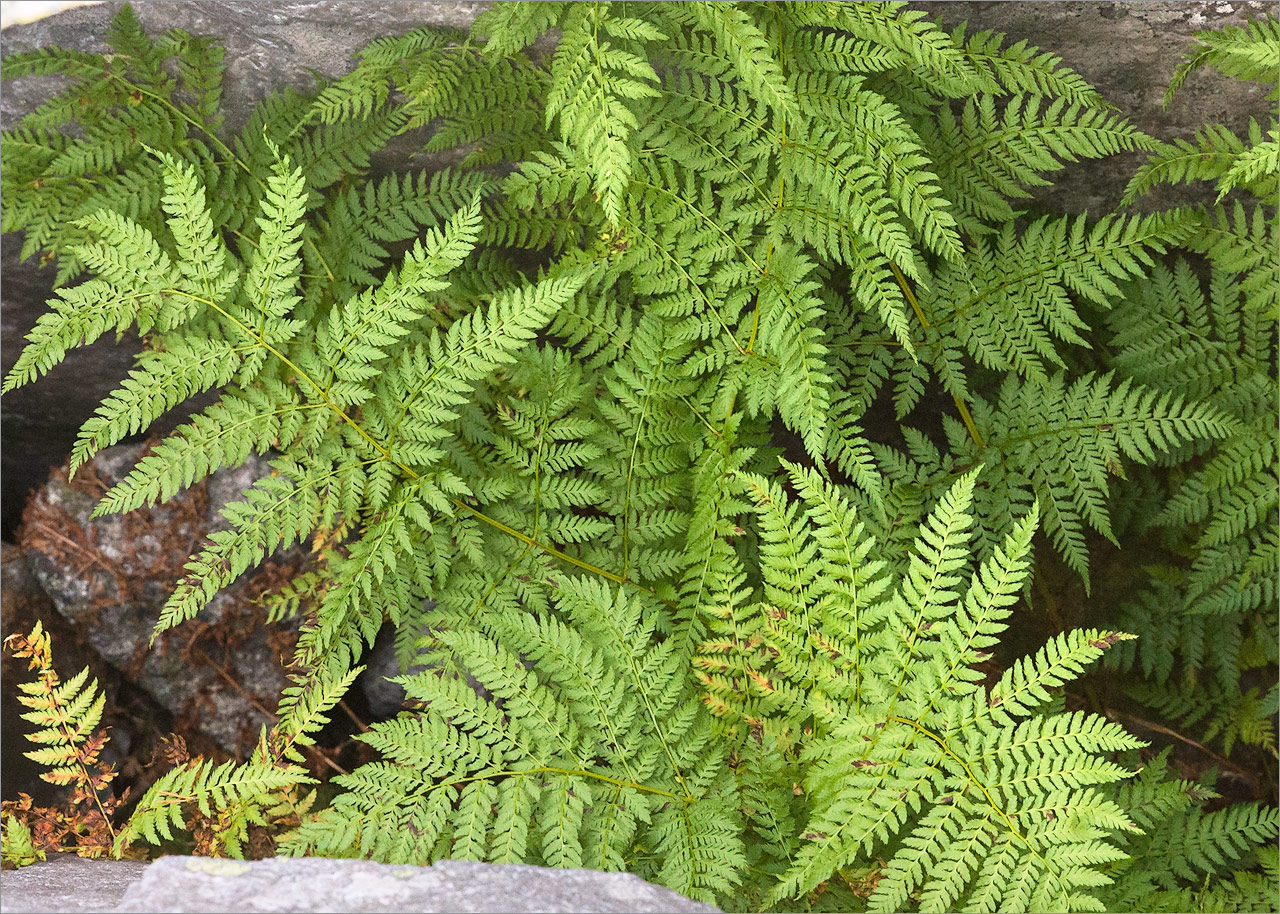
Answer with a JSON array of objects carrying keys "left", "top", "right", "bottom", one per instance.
[{"left": 889, "top": 261, "right": 986, "bottom": 448}]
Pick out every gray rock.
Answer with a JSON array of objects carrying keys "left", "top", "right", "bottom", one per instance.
[
  {"left": 0, "top": 855, "right": 149, "bottom": 914},
  {"left": 111, "top": 856, "right": 722, "bottom": 913},
  {"left": 2, "top": 540, "right": 57, "bottom": 636},
  {"left": 0, "top": 274, "right": 142, "bottom": 540},
  {"left": 0, "top": 1, "right": 489, "bottom": 136},
  {"left": 0, "top": 856, "right": 720, "bottom": 913},
  {"left": 19, "top": 444, "right": 296, "bottom": 753},
  {"left": 204, "top": 454, "right": 277, "bottom": 535},
  {"left": 359, "top": 621, "right": 416, "bottom": 719}
]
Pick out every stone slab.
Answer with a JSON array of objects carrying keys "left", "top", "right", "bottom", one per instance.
[
  {"left": 0, "top": 855, "right": 149, "bottom": 913},
  {"left": 113, "top": 857, "right": 722, "bottom": 913},
  {"left": 2, "top": 856, "right": 721, "bottom": 913}
]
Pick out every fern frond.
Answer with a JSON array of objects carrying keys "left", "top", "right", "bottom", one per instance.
[
  {"left": 750, "top": 244, "right": 835, "bottom": 459},
  {"left": 5, "top": 5, "right": 1274, "bottom": 906},
  {"left": 473, "top": 1, "right": 568, "bottom": 57},
  {"left": 238, "top": 149, "right": 307, "bottom": 345},
  {"left": 1217, "top": 125, "right": 1279, "bottom": 200},
  {"left": 962, "top": 372, "right": 1237, "bottom": 584},
  {"left": 1199, "top": 202, "right": 1278, "bottom": 315},
  {"left": 926, "top": 212, "right": 1193, "bottom": 390},
  {"left": 273, "top": 659, "right": 365, "bottom": 764},
  {"left": 544, "top": 3, "right": 659, "bottom": 223},
  {"left": 832, "top": 2, "right": 985, "bottom": 94},
  {"left": 315, "top": 167, "right": 490, "bottom": 293},
  {"left": 752, "top": 475, "right": 1143, "bottom": 912},
  {"left": 1, "top": 816, "right": 44, "bottom": 869},
  {"left": 319, "top": 195, "right": 481, "bottom": 387},
  {"left": 950, "top": 24, "right": 1103, "bottom": 105},
  {"left": 93, "top": 382, "right": 309, "bottom": 516},
  {"left": 120, "top": 757, "right": 310, "bottom": 852},
  {"left": 4, "top": 621, "right": 121, "bottom": 849},
  {"left": 153, "top": 459, "right": 342, "bottom": 639},
  {"left": 376, "top": 268, "right": 591, "bottom": 477},
  {"left": 1105, "top": 246, "right": 1277, "bottom": 713},
  {"left": 924, "top": 94, "right": 1152, "bottom": 226},
  {"left": 15, "top": 664, "right": 106, "bottom": 782},
  {"left": 282, "top": 578, "right": 744, "bottom": 902},
  {"left": 70, "top": 340, "right": 241, "bottom": 475},
  {"left": 1104, "top": 752, "right": 1280, "bottom": 910},
  {"left": 153, "top": 150, "right": 239, "bottom": 305},
  {"left": 3, "top": 282, "right": 150, "bottom": 393},
  {"left": 1122, "top": 122, "right": 1274, "bottom": 206},
  {"left": 1166, "top": 15, "right": 1279, "bottom": 106},
  {"left": 686, "top": 2, "right": 794, "bottom": 118}
]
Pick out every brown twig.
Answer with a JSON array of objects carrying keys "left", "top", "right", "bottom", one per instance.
[
  {"left": 1105, "top": 706, "right": 1255, "bottom": 781},
  {"left": 192, "top": 647, "right": 279, "bottom": 722},
  {"left": 337, "top": 699, "right": 369, "bottom": 733},
  {"left": 26, "top": 517, "right": 129, "bottom": 598}
]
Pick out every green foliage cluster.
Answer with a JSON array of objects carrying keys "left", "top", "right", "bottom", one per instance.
[
  {"left": 0, "top": 816, "right": 42, "bottom": 869},
  {"left": 1101, "top": 16, "right": 1280, "bottom": 767},
  {"left": 2, "top": 3, "right": 1276, "bottom": 910}
]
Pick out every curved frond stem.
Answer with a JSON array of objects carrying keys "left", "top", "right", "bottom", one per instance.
[
  {"left": 441, "top": 765, "right": 680, "bottom": 801},
  {"left": 886, "top": 714, "right": 1024, "bottom": 841},
  {"left": 890, "top": 259, "right": 986, "bottom": 447}
]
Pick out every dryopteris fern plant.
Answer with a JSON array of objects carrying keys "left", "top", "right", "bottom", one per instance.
[
  {"left": 1099, "top": 749, "right": 1280, "bottom": 914},
  {"left": 1102, "top": 13, "right": 1280, "bottom": 763},
  {"left": 282, "top": 573, "right": 745, "bottom": 900},
  {"left": 698, "top": 468, "right": 1151, "bottom": 912},
  {"left": 2, "top": 2, "right": 1276, "bottom": 910},
  {"left": 280, "top": 470, "right": 1147, "bottom": 913}
]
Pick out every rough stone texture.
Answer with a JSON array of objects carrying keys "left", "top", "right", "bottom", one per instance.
[
  {"left": 0, "top": 1, "right": 489, "bottom": 133},
  {"left": 2, "top": 1, "right": 1275, "bottom": 533},
  {"left": 110, "top": 856, "right": 721, "bottom": 913},
  {"left": 0, "top": 856, "right": 720, "bottom": 913},
  {"left": 17, "top": 444, "right": 302, "bottom": 753},
  {"left": 0, "top": 855, "right": 149, "bottom": 914},
  {"left": 2, "top": 540, "right": 58, "bottom": 639},
  {"left": 0, "top": 269, "right": 141, "bottom": 541}
]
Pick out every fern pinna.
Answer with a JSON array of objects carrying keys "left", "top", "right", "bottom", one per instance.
[{"left": 2, "top": 2, "right": 1276, "bottom": 909}]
